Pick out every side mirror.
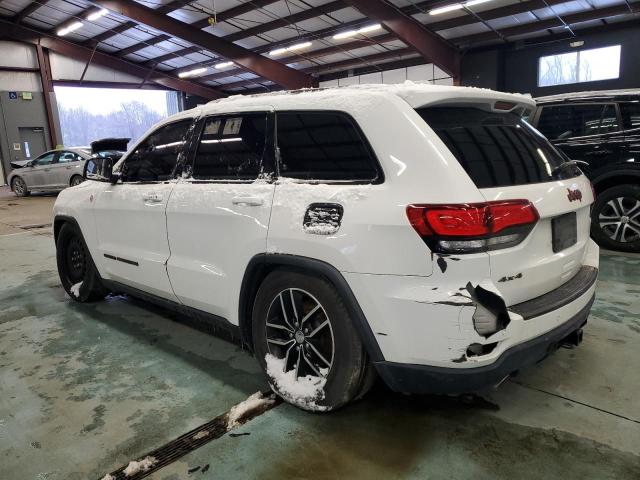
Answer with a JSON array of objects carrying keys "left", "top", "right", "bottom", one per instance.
[{"left": 84, "top": 157, "right": 117, "bottom": 183}]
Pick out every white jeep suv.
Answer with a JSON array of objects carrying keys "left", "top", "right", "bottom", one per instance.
[{"left": 53, "top": 84, "right": 599, "bottom": 411}]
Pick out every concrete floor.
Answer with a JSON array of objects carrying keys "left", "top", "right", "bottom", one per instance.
[{"left": 0, "top": 186, "right": 638, "bottom": 479}]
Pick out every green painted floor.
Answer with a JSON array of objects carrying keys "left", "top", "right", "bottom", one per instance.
[{"left": 1, "top": 229, "right": 639, "bottom": 479}]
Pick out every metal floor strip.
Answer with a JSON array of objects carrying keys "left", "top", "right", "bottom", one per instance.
[{"left": 99, "top": 390, "right": 280, "bottom": 480}]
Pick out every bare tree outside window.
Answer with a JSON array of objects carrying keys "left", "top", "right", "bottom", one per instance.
[
  {"left": 54, "top": 87, "right": 180, "bottom": 147},
  {"left": 538, "top": 45, "right": 621, "bottom": 87}
]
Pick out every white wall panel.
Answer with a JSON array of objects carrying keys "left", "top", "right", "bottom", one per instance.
[
  {"left": 338, "top": 76, "right": 359, "bottom": 86},
  {"left": 358, "top": 72, "right": 383, "bottom": 84},
  {"left": 0, "top": 72, "right": 41, "bottom": 92},
  {"left": 0, "top": 41, "right": 38, "bottom": 69},
  {"left": 49, "top": 53, "right": 143, "bottom": 83},
  {"left": 319, "top": 79, "right": 339, "bottom": 88},
  {"left": 382, "top": 68, "right": 407, "bottom": 84},
  {"left": 434, "top": 77, "right": 454, "bottom": 85},
  {"left": 407, "top": 63, "right": 434, "bottom": 81}
]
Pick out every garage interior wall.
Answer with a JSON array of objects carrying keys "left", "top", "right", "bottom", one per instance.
[
  {"left": 319, "top": 63, "right": 453, "bottom": 87},
  {"left": 462, "top": 23, "right": 640, "bottom": 97},
  {"left": 0, "top": 41, "right": 58, "bottom": 184}
]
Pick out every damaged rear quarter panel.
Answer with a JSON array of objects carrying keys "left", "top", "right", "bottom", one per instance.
[{"left": 342, "top": 250, "right": 500, "bottom": 366}]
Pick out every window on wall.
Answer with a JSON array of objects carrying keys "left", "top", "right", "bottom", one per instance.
[{"left": 538, "top": 45, "right": 621, "bottom": 87}]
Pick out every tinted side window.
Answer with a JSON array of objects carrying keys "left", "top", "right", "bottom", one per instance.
[
  {"left": 192, "top": 114, "right": 267, "bottom": 180},
  {"left": 276, "top": 112, "right": 379, "bottom": 181},
  {"left": 536, "top": 104, "right": 614, "bottom": 140},
  {"left": 620, "top": 102, "right": 640, "bottom": 130},
  {"left": 122, "top": 120, "right": 192, "bottom": 182}
]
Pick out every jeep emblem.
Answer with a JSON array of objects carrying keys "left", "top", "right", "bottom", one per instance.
[{"left": 567, "top": 188, "right": 582, "bottom": 202}]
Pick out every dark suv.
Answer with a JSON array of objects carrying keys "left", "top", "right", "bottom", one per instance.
[{"left": 530, "top": 90, "right": 640, "bottom": 252}]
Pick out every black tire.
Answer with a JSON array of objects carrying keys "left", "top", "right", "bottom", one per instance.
[
  {"left": 56, "top": 222, "right": 107, "bottom": 302},
  {"left": 70, "top": 175, "right": 84, "bottom": 187},
  {"left": 11, "top": 176, "right": 30, "bottom": 197},
  {"left": 591, "top": 184, "right": 640, "bottom": 253},
  {"left": 252, "top": 270, "right": 370, "bottom": 412}
]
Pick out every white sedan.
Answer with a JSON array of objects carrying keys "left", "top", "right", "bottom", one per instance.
[{"left": 8, "top": 147, "right": 91, "bottom": 196}]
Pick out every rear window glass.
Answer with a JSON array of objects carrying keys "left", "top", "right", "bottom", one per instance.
[{"left": 417, "top": 107, "right": 576, "bottom": 189}]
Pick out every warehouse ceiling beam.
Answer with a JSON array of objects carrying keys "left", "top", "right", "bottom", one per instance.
[
  {"left": 12, "top": 0, "right": 51, "bottom": 24},
  {"left": 340, "top": 0, "right": 459, "bottom": 78},
  {"left": 89, "top": 0, "right": 315, "bottom": 89},
  {"left": 0, "top": 18, "right": 226, "bottom": 99}
]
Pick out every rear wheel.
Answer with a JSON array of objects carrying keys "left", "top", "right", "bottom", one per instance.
[
  {"left": 11, "top": 177, "right": 29, "bottom": 197},
  {"left": 70, "top": 175, "right": 84, "bottom": 187},
  {"left": 591, "top": 184, "right": 640, "bottom": 253},
  {"left": 252, "top": 270, "right": 371, "bottom": 411},
  {"left": 56, "top": 222, "right": 107, "bottom": 302}
]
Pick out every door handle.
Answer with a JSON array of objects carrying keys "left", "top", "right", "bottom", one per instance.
[
  {"left": 143, "top": 193, "right": 163, "bottom": 203},
  {"left": 232, "top": 197, "right": 264, "bottom": 206},
  {"left": 66, "top": 166, "right": 72, "bottom": 169}
]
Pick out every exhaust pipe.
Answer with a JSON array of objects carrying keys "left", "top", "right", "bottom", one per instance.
[{"left": 561, "top": 328, "right": 583, "bottom": 349}]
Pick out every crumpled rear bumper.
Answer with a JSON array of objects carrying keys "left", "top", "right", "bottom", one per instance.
[{"left": 374, "top": 295, "right": 594, "bottom": 395}]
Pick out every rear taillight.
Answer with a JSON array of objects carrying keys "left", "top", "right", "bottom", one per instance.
[{"left": 406, "top": 200, "right": 539, "bottom": 254}]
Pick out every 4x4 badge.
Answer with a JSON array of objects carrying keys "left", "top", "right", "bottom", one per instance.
[{"left": 567, "top": 188, "right": 582, "bottom": 202}]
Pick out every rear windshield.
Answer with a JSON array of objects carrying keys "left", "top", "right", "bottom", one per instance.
[{"left": 417, "top": 107, "right": 577, "bottom": 188}]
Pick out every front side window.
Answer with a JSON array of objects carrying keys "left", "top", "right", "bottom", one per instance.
[
  {"left": 276, "top": 112, "right": 380, "bottom": 181},
  {"left": 122, "top": 119, "right": 192, "bottom": 182},
  {"left": 34, "top": 153, "right": 55, "bottom": 166},
  {"left": 192, "top": 113, "right": 267, "bottom": 180},
  {"left": 620, "top": 102, "right": 640, "bottom": 130},
  {"left": 418, "top": 107, "right": 576, "bottom": 189},
  {"left": 536, "top": 104, "right": 617, "bottom": 140}
]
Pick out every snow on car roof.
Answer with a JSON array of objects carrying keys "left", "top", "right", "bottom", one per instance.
[
  {"left": 204, "top": 82, "right": 535, "bottom": 110},
  {"left": 156, "top": 82, "right": 535, "bottom": 131}
]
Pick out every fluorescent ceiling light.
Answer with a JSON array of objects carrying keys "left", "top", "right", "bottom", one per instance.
[
  {"left": 87, "top": 8, "right": 108, "bottom": 21},
  {"left": 429, "top": 3, "right": 463, "bottom": 15},
  {"left": 178, "top": 67, "right": 207, "bottom": 78},
  {"left": 464, "top": 0, "right": 492, "bottom": 6},
  {"left": 215, "top": 61, "right": 234, "bottom": 69},
  {"left": 57, "top": 21, "right": 83, "bottom": 36},
  {"left": 268, "top": 41, "right": 312, "bottom": 56},
  {"left": 430, "top": 0, "right": 494, "bottom": 14},
  {"left": 333, "top": 23, "right": 382, "bottom": 40}
]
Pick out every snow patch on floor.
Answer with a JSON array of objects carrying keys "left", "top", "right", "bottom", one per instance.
[
  {"left": 70, "top": 281, "right": 82, "bottom": 298},
  {"left": 226, "top": 391, "right": 275, "bottom": 430},
  {"left": 123, "top": 456, "right": 157, "bottom": 476},
  {"left": 192, "top": 430, "right": 209, "bottom": 440},
  {"left": 265, "top": 354, "right": 328, "bottom": 411},
  {"left": 100, "top": 475, "right": 115, "bottom": 480}
]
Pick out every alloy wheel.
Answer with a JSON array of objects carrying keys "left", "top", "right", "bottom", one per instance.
[
  {"left": 13, "top": 178, "right": 25, "bottom": 195},
  {"left": 598, "top": 197, "right": 640, "bottom": 243},
  {"left": 265, "top": 288, "right": 335, "bottom": 379}
]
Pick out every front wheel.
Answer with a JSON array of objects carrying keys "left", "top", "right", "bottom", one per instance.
[
  {"left": 591, "top": 184, "right": 640, "bottom": 253},
  {"left": 11, "top": 177, "right": 30, "bottom": 197},
  {"left": 70, "top": 175, "right": 84, "bottom": 187},
  {"left": 56, "top": 222, "right": 107, "bottom": 302},
  {"left": 252, "top": 270, "right": 373, "bottom": 412}
]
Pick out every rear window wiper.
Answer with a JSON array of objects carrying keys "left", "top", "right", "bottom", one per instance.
[{"left": 551, "top": 159, "right": 588, "bottom": 175}]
